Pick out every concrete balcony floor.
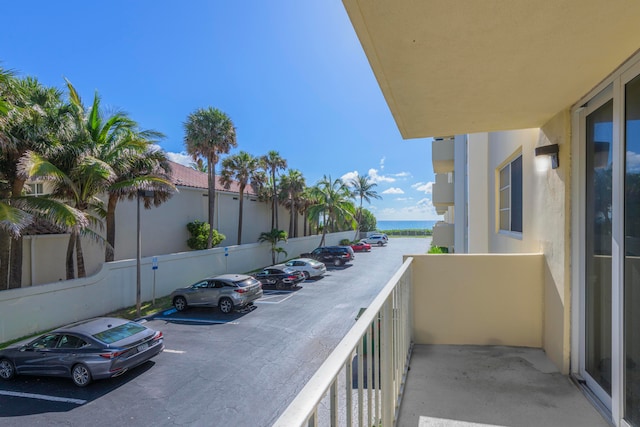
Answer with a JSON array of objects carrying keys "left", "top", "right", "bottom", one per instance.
[{"left": 397, "top": 345, "right": 610, "bottom": 427}]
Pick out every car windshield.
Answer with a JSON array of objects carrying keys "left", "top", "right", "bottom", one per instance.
[
  {"left": 308, "top": 260, "right": 322, "bottom": 266},
  {"left": 282, "top": 267, "right": 296, "bottom": 274},
  {"left": 92, "top": 322, "right": 146, "bottom": 344},
  {"left": 234, "top": 278, "right": 256, "bottom": 287}
]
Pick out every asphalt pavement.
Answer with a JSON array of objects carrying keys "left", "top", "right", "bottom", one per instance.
[{"left": 0, "top": 237, "right": 429, "bottom": 427}]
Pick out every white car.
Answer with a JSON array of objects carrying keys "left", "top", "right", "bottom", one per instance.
[
  {"left": 360, "top": 234, "right": 389, "bottom": 246},
  {"left": 278, "top": 258, "right": 327, "bottom": 279}
]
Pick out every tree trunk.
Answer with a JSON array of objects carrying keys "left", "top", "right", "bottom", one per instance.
[
  {"left": 273, "top": 171, "right": 279, "bottom": 230},
  {"left": 207, "top": 156, "right": 216, "bottom": 249},
  {"left": 76, "top": 233, "right": 86, "bottom": 278},
  {"left": 237, "top": 187, "right": 244, "bottom": 246},
  {"left": 8, "top": 177, "right": 26, "bottom": 288},
  {"left": 303, "top": 211, "right": 308, "bottom": 237},
  {"left": 105, "top": 194, "right": 118, "bottom": 262},
  {"left": 0, "top": 231, "right": 10, "bottom": 290},
  {"left": 66, "top": 231, "right": 76, "bottom": 280},
  {"left": 8, "top": 236, "right": 22, "bottom": 288},
  {"left": 289, "top": 197, "right": 295, "bottom": 238}
]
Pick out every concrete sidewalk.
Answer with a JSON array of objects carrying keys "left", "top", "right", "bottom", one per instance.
[{"left": 397, "top": 345, "right": 611, "bottom": 427}]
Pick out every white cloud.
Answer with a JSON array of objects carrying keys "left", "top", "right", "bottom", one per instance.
[
  {"left": 394, "top": 171, "right": 412, "bottom": 178},
  {"left": 382, "top": 187, "right": 405, "bottom": 195},
  {"left": 368, "top": 168, "right": 395, "bottom": 184},
  {"left": 380, "top": 157, "right": 386, "bottom": 170},
  {"left": 395, "top": 197, "right": 413, "bottom": 201},
  {"left": 376, "top": 197, "right": 441, "bottom": 221},
  {"left": 340, "top": 170, "right": 359, "bottom": 182},
  {"left": 628, "top": 151, "right": 640, "bottom": 173},
  {"left": 166, "top": 151, "right": 193, "bottom": 167},
  {"left": 411, "top": 181, "right": 434, "bottom": 194}
]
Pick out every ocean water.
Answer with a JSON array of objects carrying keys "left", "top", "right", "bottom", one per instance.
[{"left": 376, "top": 220, "right": 438, "bottom": 231}]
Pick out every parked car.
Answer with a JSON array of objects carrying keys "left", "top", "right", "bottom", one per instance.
[
  {"left": 301, "top": 246, "right": 354, "bottom": 267},
  {"left": 171, "top": 274, "right": 263, "bottom": 314},
  {"left": 278, "top": 258, "right": 327, "bottom": 279},
  {"left": 360, "top": 234, "right": 389, "bottom": 246},
  {"left": 351, "top": 241, "right": 372, "bottom": 252},
  {"left": 254, "top": 267, "right": 305, "bottom": 289},
  {"left": 0, "top": 317, "right": 164, "bottom": 387}
]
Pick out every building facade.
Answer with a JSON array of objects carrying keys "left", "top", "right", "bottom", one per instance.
[{"left": 342, "top": 1, "right": 640, "bottom": 424}]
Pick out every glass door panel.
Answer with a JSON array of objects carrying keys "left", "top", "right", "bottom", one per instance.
[
  {"left": 585, "top": 99, "right": 613, "bottom": 396},
  {"left": 625, "top": 74, "right": 640, "bottom": 426}
]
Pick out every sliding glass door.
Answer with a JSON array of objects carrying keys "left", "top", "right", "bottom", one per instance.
[{"left": 624, "top": 73, "right": 640, "bottom": 426}]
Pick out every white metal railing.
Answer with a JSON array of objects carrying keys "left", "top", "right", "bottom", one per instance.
[{"left": 274, "top": 257, "right": 414, "bottom": 427}]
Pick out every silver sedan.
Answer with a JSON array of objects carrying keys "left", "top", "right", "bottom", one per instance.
[{"left": 0, "top": 317, "right": 164, "bottom": 387}]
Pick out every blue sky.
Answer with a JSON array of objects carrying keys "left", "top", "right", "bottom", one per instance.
[{"left": 2, "top": 1, "right": 439, "bottom": 221}]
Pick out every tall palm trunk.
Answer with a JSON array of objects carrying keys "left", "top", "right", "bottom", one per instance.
[
  {"left": 237, "top": 187, "right": 245, "bottom": 245},
  {"left": 8, "top": 237, "right": 22, "bottom": 288},
  {"left": 289, "top": 197, "right": 295, "bottom": 238},
  {"left": 105, "top": 194, "right": 117, "bottom": 262},
  {"left": 66, "top": 230, "right": 76, "bottom": 279},
  {"left": 272, "top": 170, "right": 278, "bottom": 230},
  {"left": 75, "top": 233, "right": 86, "bottom": 278},
  {"left": 8, "top": 178, "right": 26, "bottom": 288},
  {"left": 0, "top": 230, "right": 10, "bottom": 289},
  {"left": 207, "top": 154, "right": 216, "bottom": 249}
]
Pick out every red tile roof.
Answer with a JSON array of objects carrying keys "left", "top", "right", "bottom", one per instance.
[{"left": 168, "top": 161, "right": 258, "bottom": 196}]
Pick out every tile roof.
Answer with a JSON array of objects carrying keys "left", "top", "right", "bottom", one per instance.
[{"left": 168, "top": 161, "right": 258, "bottom": 196}]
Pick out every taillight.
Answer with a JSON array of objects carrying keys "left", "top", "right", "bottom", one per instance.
[
  {"left": 234, "top": 288, "right": 247, "bottom": 293},
  {"left": 287, "top": 275, "right": 297, "bottom": 280},
  {"left": 99, "top": 350, "right": 125, "bottom": 359},
  {"left": 153, "top": 331, "right": 163, "bottom": 341}
]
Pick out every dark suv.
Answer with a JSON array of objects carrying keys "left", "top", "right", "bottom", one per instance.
[{"left": 301, "top": 246, "right": 354, "bottom": 267}]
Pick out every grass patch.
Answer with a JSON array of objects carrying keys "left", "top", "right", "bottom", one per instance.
[{"left": 107, "top": 295, "right": 173, "bottom": 320}]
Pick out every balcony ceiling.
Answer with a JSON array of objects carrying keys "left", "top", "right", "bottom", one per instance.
[{"left": 342, "top": 0, "right": 640, "bottom": 139}]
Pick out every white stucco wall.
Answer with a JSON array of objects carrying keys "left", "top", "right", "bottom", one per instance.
[
  {"left": 486, "top": 129, "right": 540, "bottom": 253},
  {"left": 2, "top": 231, "right": 353, "bottom": 343},
  {"left": 22, "top": 186, "right": 308, "bottom": 286},
  {"left": 467, "top": 133, "right": 490, "bottom": 253}
]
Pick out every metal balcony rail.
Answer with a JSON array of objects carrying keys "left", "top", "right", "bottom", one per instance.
[{"left": 274, "top": 257, "right": 414, "bottom": 427}]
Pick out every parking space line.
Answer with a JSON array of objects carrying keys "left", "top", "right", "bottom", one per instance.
[
  {"left": 0, "top": 390, "right": 86, "bottom": 405},
  {"left": 163, "top": 349, "right": 186, "bottom": 354},
  {"left": 255, "top": 293, "right": 296, "bottom": 304},
  {"left": 152, "top": 316, "right": 239, "bottom": 325}
]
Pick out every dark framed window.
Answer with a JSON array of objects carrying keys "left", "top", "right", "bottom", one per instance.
[{"left": 499, "top": 155, "right": 523, "bottom": 233}]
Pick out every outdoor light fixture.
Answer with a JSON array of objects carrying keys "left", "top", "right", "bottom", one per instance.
[{"left": 535, "top": 143, "right": 560, "bottom": 170}]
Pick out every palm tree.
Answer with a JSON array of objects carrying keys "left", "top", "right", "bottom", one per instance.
[
  {"left": 220, "top": 151, "right": 266, "bottom": 245},
  {"left": 308, "top": 175, "right": 356, "bottom": 246},
  {"left": 258, "top": 228, "right": 288, "bottom": 265},
  {"left": 184, "top": 107, "right": 237, "bottom": 249},
  {"left": 279, "top": 169, "right": 305, "bottom": 238},
  {"left": 350, "top": 175, "right": 381, "bottom": 240},
  {"left": 104, "top": 145, "right": 175, "bottom": 261},
  {"left": 0, "top": 75, "right": 76, "bottom": 287},
  {"left": 189, "top": 157, "right": 207, "bottom": 172},
  {"left": 260, "top": 151, "right": 287, "bottom": 230}
]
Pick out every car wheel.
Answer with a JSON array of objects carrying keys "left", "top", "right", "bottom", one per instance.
[
  {"left": 173, "top": 296, "right": 187, "bottom": 312},
  {"left": 303, "top": 271, "right": 310, "bottom": 280},
  {"left": 276, "top": 281, "right": 287, "bottom": 290},
  {"left": 71, "top": 363, "right": 92, "bottom": 387},
  {"left": 378, "top": 241, "right": 384, "bottom": 246},
  {"left": 219, "top": 297, "right": 234, "bottom": 314},
  {"left": 0, "top": 358, "right": 15, "bottom": 380},
  {"left": 333, "top": 259, "right": 342, "bottom": 267}
]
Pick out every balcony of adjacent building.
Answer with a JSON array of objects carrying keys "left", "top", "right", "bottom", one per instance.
[
  {"left": 432, "top": 136, "right": 455, "bottom": 175},
  {"left": 275, "top": 254, "right": 609, "bottom": 427},
  {"left": 432, "top": 221, "right": 454, "bottom": 249},
  {"left": 432, "top": 173, "right": 454, "bottom": 210}
]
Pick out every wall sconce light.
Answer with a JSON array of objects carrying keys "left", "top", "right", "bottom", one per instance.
[{"left": 535, "top": 143, "right": 559, "bottom": 170}]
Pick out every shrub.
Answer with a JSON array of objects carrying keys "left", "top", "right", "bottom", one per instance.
[
  {"left": 186, "top": 221, "right": 225, "bottom": 250},
  {"left": 339, "top": 238, "right": 351, "bottom": 246},
  {"left": 427, "top": 245, "right": 449, "bottom": 254}
]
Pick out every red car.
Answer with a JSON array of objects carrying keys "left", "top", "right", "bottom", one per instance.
[{"left": 351, "top": 241, "right": 372, "bottom": 252}]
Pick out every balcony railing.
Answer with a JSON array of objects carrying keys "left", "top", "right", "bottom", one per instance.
[{"left": 274, "top": 257, "right": 414, "bottom": 427}]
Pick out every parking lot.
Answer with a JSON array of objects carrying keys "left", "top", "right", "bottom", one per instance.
[{"left": 0, "top": 238, "right": 429, "bottom": 427}]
